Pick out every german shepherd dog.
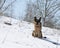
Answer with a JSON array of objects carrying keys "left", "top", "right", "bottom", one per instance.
[{"left": 32, "top": 17, "right": 43, "bottom": 38}]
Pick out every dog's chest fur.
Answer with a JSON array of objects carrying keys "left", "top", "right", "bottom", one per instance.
[{"left": 34, "top": 22, "right": 41, "bottom": 32}]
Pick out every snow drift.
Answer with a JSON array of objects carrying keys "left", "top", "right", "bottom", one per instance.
[{"left": 0, "top": 16, "right": 60, "bottom": 48}]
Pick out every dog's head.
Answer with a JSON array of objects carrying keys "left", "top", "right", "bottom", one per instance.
[{"left": 34, "top": 17, "right": 41, "bottom": 25}]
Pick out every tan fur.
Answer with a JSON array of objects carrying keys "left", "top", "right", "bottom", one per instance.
[{"left": 32, "top": 17, "right": 42, "bottom": 38}]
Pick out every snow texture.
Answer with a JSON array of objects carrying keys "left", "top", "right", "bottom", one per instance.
[{"left": 0, "top": 16, "right": 60, "bottom": 48}]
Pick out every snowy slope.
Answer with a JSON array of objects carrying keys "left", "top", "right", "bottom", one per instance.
[{"left": 0, "top": 16, "right": 60, "bottom": 48}]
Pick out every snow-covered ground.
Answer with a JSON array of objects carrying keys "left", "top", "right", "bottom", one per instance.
[{"left": 0, "top": 16, "right": 60, "bottom": 48}]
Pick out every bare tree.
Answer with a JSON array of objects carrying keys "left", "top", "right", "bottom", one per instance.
[
  {"left": 24, "top": 0, "right": 33, "bottom": 22},
  {"left": 42, "top": 0, "right": 60, "bottom": 26},
  {"left": 32, "top": 0, "right": 60, "bottom": 27},
  {"left": 0, "top": 0, "right": 16, "bottom": 16},
  {"left": 25, "top": 0, "right": 60, "bottom": 28}
]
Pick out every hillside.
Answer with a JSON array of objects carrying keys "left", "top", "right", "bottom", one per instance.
[{"left": 0, "top": 16, "right": 60, "bottom": 48}]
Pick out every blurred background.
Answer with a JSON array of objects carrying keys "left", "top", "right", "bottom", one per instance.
[{"left": 0, "top": 0, "right": 60, "bottom": 29}]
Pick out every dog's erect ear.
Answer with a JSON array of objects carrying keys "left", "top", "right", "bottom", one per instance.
[
  {"left": 38, "top": 17, "right": 41, "bottom": 22},
  {"left": 34, "top": 17, "right": 37, "bottom": 22}
]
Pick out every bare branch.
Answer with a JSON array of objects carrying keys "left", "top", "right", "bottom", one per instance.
[
  {"left": 46, "top": 1, "right": 51, "bottom": 8},
  {"left": 49, "top": 7, "right": 60, "bottom": 16},
  {"left": 45, "top": 0, "right": 48, "bottom": 17},
  {"left": 47, "top": 3, "right": 59, "bottom": 11},
  {"left": 0, "top": 0, "right": 6, "bottom": 9},
  {"left": 51, "top": 0, "right": 58, "bottom": 5},
  {"left": 37, "top": 0, "right": 43, "bottom": 17},
  {"left": 2, "top": 0, "right": 16, "bottom": 12},
  {"left": 47, "top": 0, "right": 58, "bottom": 10},
  {"left": 47, "top": 6, "right": 59, "bottom": 16}
]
